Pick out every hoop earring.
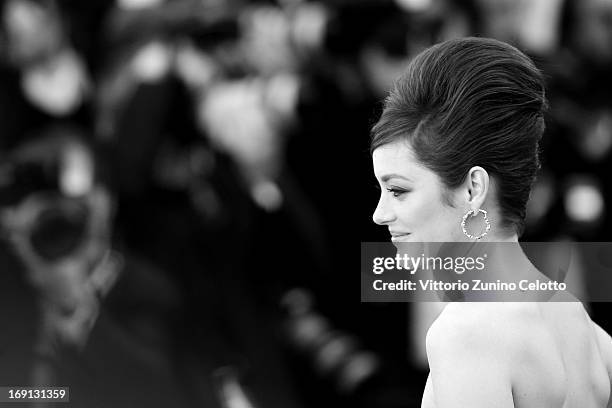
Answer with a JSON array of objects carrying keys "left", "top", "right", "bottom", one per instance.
[{"left": 461, "top": 209, "right": 491, "bottom": 240}]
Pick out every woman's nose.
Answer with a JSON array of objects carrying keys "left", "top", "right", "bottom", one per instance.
[{"left": 372, "top": 196, "right": 395, "bottom": 225}]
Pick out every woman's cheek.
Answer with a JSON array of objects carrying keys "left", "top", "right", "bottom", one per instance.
[{"left": 412, "top": 194, "right": 436, "bottom": 221}]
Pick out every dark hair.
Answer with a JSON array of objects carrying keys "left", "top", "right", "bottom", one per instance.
[{"left": 370, "top": 37, "right": 548, "bottom": 237}]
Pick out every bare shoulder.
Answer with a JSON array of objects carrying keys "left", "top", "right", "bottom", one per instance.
[
  {"left": 424, "top": 303, "right": 521, "bottom": 407},
  {"left": 426, "top": 303, "right": 531, "bottom": 355},
  {"left": 425, "top": 303, "right": 533, "bottom": 379},
  {"left": 591, "top": 319, "right": 612, "bottom": 379}
]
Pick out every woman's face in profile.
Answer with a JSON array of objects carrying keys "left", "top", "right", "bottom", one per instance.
[{"left": 372, "top": 140, "right": 467, "bottom": 243}]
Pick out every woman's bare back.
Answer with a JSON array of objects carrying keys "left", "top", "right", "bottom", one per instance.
[{"left": 422, "top": 301, "right": 612, "bottom": 408}]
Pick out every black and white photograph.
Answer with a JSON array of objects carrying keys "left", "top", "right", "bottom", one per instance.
[{"left": 1, "top": 0, "right": 612, "bottom": 407}]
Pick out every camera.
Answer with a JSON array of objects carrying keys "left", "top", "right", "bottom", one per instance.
[{"left": 0, "top": 128, "right": 110, "bottom": 263}]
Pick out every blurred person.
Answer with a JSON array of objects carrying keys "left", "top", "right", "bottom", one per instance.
[
  {"left": 96, "top": 75, "right": 308, "bottom": 406},
  {"left": 371, "top": 37, "right": 612, "bottom": 407},
  {"left": 0, "top": 127, "right": 233, "bottom": 407},
  {"left": 191, "top": 5, "right": 416, "bottom": 406},
  {"left": 98, "top": 2, "right": 471, "bottom": 407},
  {"left": 196, "top": 75, "right": 297, "bottom": 207},
  {"left": 92, "top": 4, "right": 323, "bottom": 408},
  {"left": 0, "top": 1, "right": 99, "bottom": 390},
  {"left": 0, "top": 128, "right": 117, "bottom": 384}
]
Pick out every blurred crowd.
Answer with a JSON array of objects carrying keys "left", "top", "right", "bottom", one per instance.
[{"left": 0, "top": 0, "right": 611, "bottom": 407}]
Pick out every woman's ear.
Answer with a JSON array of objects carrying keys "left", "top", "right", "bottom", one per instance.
[{"left": 465, "top": 166, "right": 489, "bottom": 209}]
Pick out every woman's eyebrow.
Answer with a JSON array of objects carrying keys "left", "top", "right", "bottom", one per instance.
[{"left": 381, "top": 174, "right": 412, "bottom": 183}]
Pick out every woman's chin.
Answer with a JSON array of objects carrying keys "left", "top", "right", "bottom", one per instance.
[
  {"left": 392, "top": 240, "right": 425, "bottom": 258},
  {"left": 390, "top": 234, "right": 412, "bottom": 243}
]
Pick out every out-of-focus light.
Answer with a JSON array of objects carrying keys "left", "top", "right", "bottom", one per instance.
[
  {"left": 213, "top": 368, "right": 257, "bottom": 408},
  {"left": 117, "top": 0, "right": 163, "bottom": 10},
  {"left": 174, "top": 43, "right": 218, "bottom": 90},
  {"left": 265, "top": 73, "right": 299, "bottom": 117},
  {"left": 291, "top": 2, "right": 328, "bottom": 52},
  {"left": 281, "top": 288, "right": 314, "bottom": 315},
  {"left": 516, "top": 0, "right": 564, "bottom": 55},
  {"left": 251, "top": 180, "right": 283, "bottom": 212},
  {"left": 314, "top": 335, "right": 355, "bottom": 374},
  {"left": 290, "top": 314, "right": 329, "bottom": 349},
  {"left": 240, "top": 5, "right": 293, "bottom": 75},
  {"left": 5, "top": 0, "right": 40, "bottom": 31},
  {"left": 338, "top": 351, "right": 380, "bottom": 393},
  {"left": 130, "top": 41, "right": 172, "bottom": 83},
  {"left": 581, "top": 111, "right": 612, "bottom": 161},
  {"left": 394, "top": 0, "right": 433, "bottom": 12},
  {"left": 21, "top": 51, "right": 88, "bottom": 116},
  {"left": 60, "top": 144, "right": 94, "bottom": 197},
  {"left": 564, "top": 180, "right": 605, "bottom": 223}
]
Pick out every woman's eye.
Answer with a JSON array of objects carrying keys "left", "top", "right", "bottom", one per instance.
[{"left": 386, "top": 188, "right": 407, "bottom": 197}]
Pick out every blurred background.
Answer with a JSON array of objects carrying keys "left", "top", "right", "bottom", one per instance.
[{"left": 0, "top": 0, "right": 610, "bottom": 407}]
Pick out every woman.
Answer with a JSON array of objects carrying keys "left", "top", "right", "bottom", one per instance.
[{"left": 370, "top": 37, "right": 612, "bottom": 407}]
